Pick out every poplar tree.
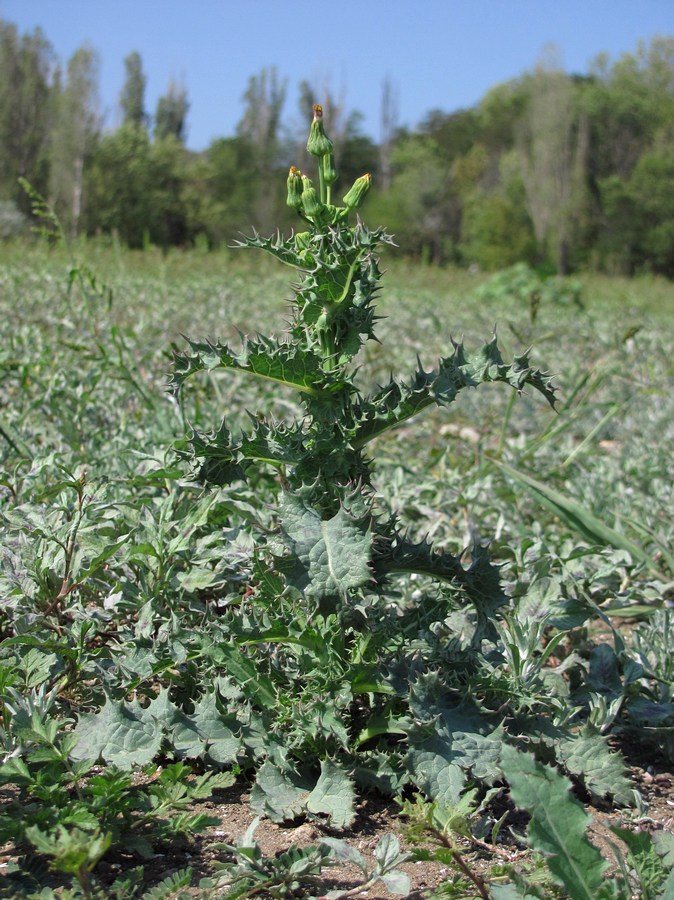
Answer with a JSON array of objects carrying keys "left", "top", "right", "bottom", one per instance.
[
  {"left": 237, "top": 66, "right": 287, "bottom": 172},
  {"left": 0, "top": 20, "right": 53, "bottom": 206},
  {"left": 154, "top": 79, "right": 189, "bottom": 143},
  {"left": 517, "top": 52, "right": 589, "bottom": 273},
  {"left": 49, "top": 44, "right": 99, "bottom": 236},
  {"left": 120, "top": 50, "right": 147, "bottom": 129}
]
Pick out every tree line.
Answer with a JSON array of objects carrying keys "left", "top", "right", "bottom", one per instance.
[{"left": 1, "top": 18, "right": 674, "bottom": 276}]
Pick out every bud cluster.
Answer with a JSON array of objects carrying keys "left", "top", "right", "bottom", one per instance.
[{"left": 286, "top": 103, "right": 371, "bottom": 227}]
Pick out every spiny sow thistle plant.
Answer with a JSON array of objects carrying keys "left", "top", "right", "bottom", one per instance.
[
  {"left": 168, "top": 105, "right": 636, "bottom": 819},
  {"left": 173, "top": 104, "right": 555, "bottom": 607}
]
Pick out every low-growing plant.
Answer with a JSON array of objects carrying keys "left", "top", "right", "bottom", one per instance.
[
  {"left": 201, "top": 820, "right": 410, "bottom": 899},
  {"left": 474, "top": 262, "right": 583, "bottom": 327},
  {"left": 499, "top": 746, "right": 674, "bottom": 899},
  {"left": 0, "top": 701, "right": 232, "bottom": 896}
]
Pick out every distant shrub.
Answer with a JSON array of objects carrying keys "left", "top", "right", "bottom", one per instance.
[{"left": 474, "top": 262, "right": 583, "bottom": 320}]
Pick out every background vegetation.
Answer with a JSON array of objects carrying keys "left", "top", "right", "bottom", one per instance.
[{"left": 2, "top": 17, "right": 674, "bottom": 275}]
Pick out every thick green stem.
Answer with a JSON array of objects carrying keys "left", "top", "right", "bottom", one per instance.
[{"left": 318, "top": 162, "right": 326, "bottom": 205}]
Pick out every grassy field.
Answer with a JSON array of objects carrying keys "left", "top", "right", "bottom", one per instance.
[{"left": 1, "top": 239, "right": 673, "bottom": 897}]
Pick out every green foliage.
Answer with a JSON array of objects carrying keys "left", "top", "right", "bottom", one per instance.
[
  {"left": 202, "top": 821, "right": 410, "bottom": 899},
  {"left": 460, "top": 186, "right": 537, "bottom": 271},
  {"left": 154, "top": 80, "right": 188, "bottom": 143},
  {"left": 85, "top": 124, "right": 190, "bottom": 248},
  {"left": 202, "top": 822, "right": 335, "bottom": 899},
  {"left": 321, "top": 833, "right": 411, "bottom": 898},
  {"left": 120, "top": 51, "right": 147, "bottom": 130},
  {"left": 0, "top": 701, "right": 229, "bottom": 893},
  {"left": 0, "top": 19, "right": 52, "bottom": 210},
  {"left": 504, "top": 746, "right": 609, "bottom": 898},
  {"left": 493, "top": 459, "right": 670, "bottom": 578},
  {"left": 171, "top": 114, "right": 583, "bottom": 818},
  {"left": 3, "top": 15, "right": 674, "bottom": 273},
  {"left": 474, "top": 263, "right": 583, "bottom": 320},
  {"left": 501, "top": 746, "right": 674, "bottom": 899}
]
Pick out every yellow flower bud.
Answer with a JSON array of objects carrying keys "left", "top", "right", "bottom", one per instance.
[
  {"left": 301, "top": 174, "right": 324, "bottom": 218},
  {"left": 342, "top": 173, "right": 372, "bottom": 210},
  {"left": 286, "top": 166, "right": 303, "bottom": 211},
  {"left": 306, "top": 104, "right": 334, "bottom": 158}
]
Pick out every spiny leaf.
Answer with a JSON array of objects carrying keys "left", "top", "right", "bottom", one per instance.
[
  {"left": 406, "top": 735, "right": 466, "bottom": 807},
  {"left": 208, "top": 641, "right": 277, "bottom": 709},
  {"left": 558, "top": 727, "right": 633, "bottom": 805},
  {"left": 249, "top": 761, "right": 311, "bottom": 823},
  {"left": 235, "top": 230, "right": 311, "bottom": 268},
  {"left": 184, "top": 416, "right": 308, "bottom": 485},
  {"left": 452, "top": 729, "right": 504, "bottom": 783},
  {"left": 373, "top": 531, "right": 507, "bottom": 641},
  {"left": 306, "top": 759, "right": 356, "bottom": 828},
  {"left": 351, "top": 336, "right": 556, "bottom": 448},
  {"left": 72, "top": 694, "right": 162, "bottom": 767},
  {"left": 280, "top": 491, "right": 372, "bottom": 606},
  {"left": 501, "top": 744, "right": 609, "bottom": 899},
  {"left": 171, "top": 690, "right": 242, "bottom": 764},
  {"left": 171, "top": 334, "right": 348, "bottom": 397}
]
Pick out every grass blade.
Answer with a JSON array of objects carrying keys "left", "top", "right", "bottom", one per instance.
[{"left": 492, "top": 458, "right": 661, "bottom": 575}]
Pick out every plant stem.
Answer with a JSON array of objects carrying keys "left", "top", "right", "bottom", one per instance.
[
  {"left": 318, "top": 161, "right": 326, "bottom": 205},
  {"left": 432, "top": 830, "right": 491, "bottom": 900},
  {"left": 497, "top": 389, "right": 517, "bottom": 457}
]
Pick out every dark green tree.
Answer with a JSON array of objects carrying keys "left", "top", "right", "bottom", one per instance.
[
  {"left": 368, "top": 136, "right": 457, "bottom": 264},
  {"left": 335, "top": 111, "right": 379, "bottom": 188},
  {"left": 85, "top": 123, "right": 152, "bottom": 246},
  {"left": 459, "top": 152, "right": 536, "bottom": 269},
  {"left": 154, "top": 79, "right": 189, "bottom": 143},
  {"left": 0, "top": 19, "right": 54, "bottom": 208},
  {"left": 584, "top": 37, "right": 674, "bottom": 272},
  {"left": 600, "top": 142, "right": 674, "bottom": 276},
  {"left": 584, "top": 37, "right": 674, "bottom": 181},
  {"left": 190, "top": 135, "right": 271, "bottom": 243},
  {"left": 147, "top": 135, "right": 189, "bottom": 246},
  {"left": 120, "top": 51, "right": 147, "bottom": 129}
]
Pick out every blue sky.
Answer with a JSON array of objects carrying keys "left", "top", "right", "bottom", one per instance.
[{"left": 1, "top": 0, "right": 672, "bottom": 150}]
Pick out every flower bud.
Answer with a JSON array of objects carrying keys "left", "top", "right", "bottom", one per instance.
[
  {"left": 306, "top": 104, "right": 334, "bottom": 158},
  {"left": 286, "top": 166, "right": 303, "bottom": 211},
  {"left": 300, "top": 174, "right": 324, "bottom": 218},
  {"left": 294, "top": 231, "right": 311, "bottom": 251},
  {"left": 322, "top": 153, "right": 337, "bottom": 186},
  {"left": 342, "top": 173, "right": 372, "bottom": 210}
]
